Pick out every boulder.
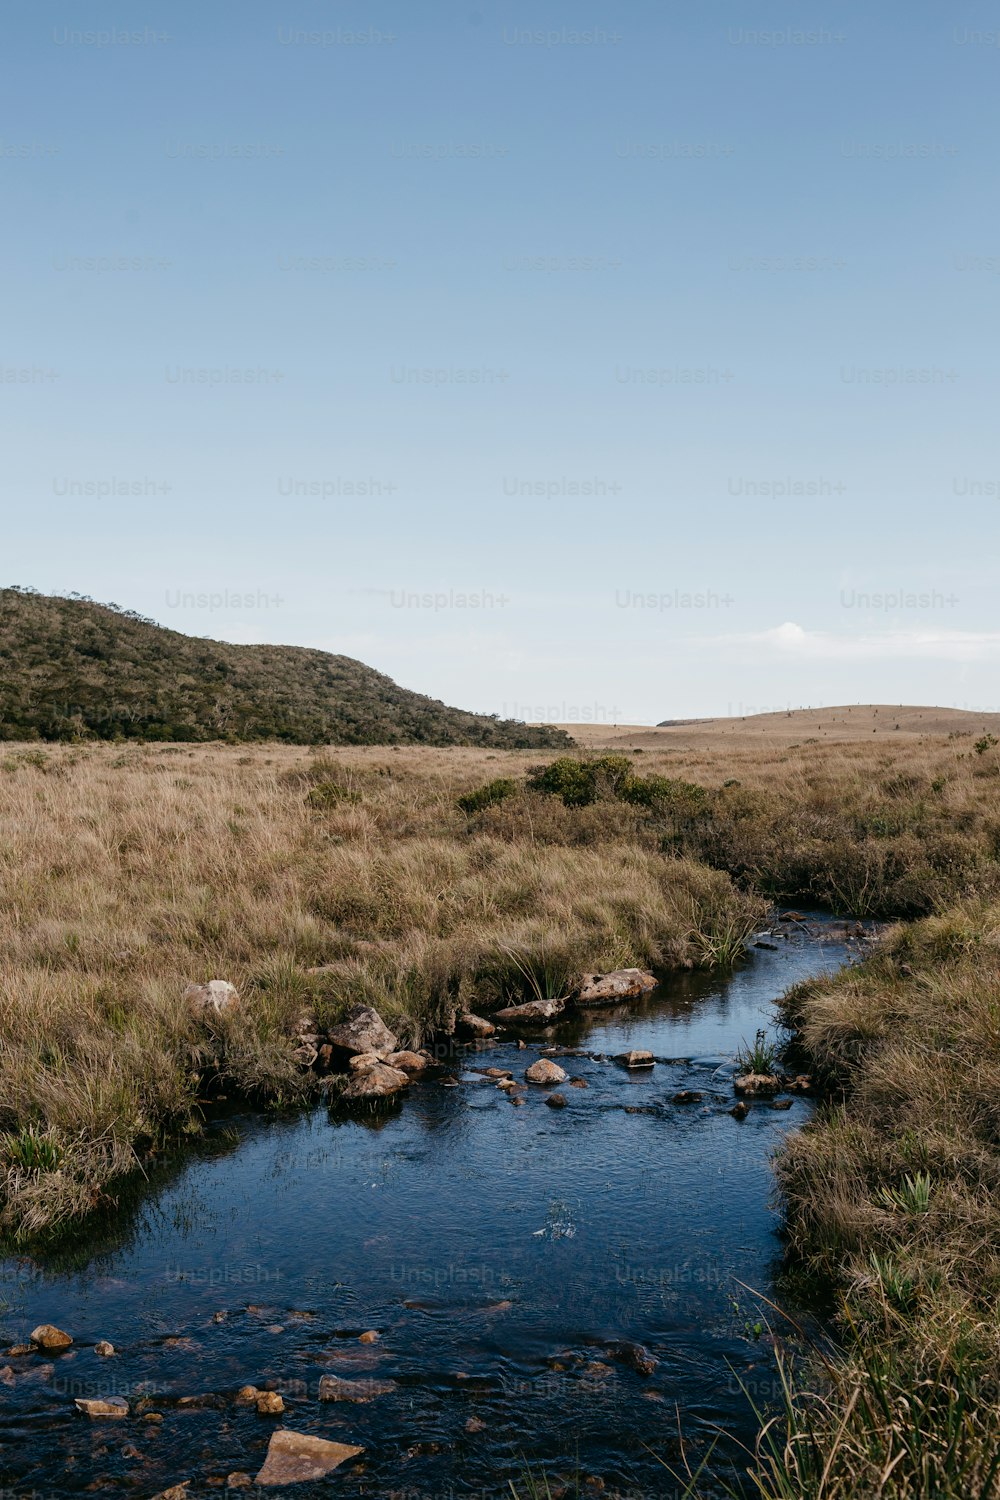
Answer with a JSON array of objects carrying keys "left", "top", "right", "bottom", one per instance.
[
  {"left": 255, "top": 1430, "right": 364, "bottom": 1487},
  {"left": 545, "top": 1092, "right": 567, "bottom": 1109},
  {"left": 341, "top": 1063, "right": 409, "bottom": 1101},
  {"left": 94, "top": 1340, "right": 115, "bottom": 1357},
  {"left": 318, "top": 1374, "right": 396, "bottom": 1403},
  {"left": 576, "top": 970, "right": 657, "bottom": 1006},
  {"left": 256, "top": 1391, "right": 284, "bottom": 1415},
  {"left": 348, "top": 1051, "right": 382, "bottom": 1073},
  {"left": 457, "top": 1011, "right": 495, "bottom": 1037},
  {"left": 730, "top": 1101, "right": 749, "bottom": 1120},
  {"left": 75, "top": 1397, "right": 129, "bottom": 1418},
  {"left": 618, "top": 1050, "right": 654, "bottom": 1069},
  {"left": 494, "top": 996, "right": 566, "bottom": 1025},
  {"left": 385, "top": 1050, "right": 427, "bottom": 1073},
  {"left": 30, "top": 1324, "right": 72, "bottom": 1351},
  {"left": 734, "top": 1072, "right": 782, "bottom": 1096},
  {"left": 525, "top": 1058, "right": 567, "bottom": 1085},
  {"left": 235, "top": 1385, "right": 260, "bottom": 1406},
  {"left": 327, "top": 1005, "right": 398, "bottom": 1059},
  {"left": 185, "top": 980, "right": 239, "bottom": 1019}
]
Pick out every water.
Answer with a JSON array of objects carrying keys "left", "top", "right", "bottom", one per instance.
[{"left": 0, "top": 916, "right": 866, "bottom": 1498}]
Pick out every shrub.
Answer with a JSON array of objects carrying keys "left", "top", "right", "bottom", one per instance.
[{"left": 457, "top": 777, "right": 518, "bottom": 816}]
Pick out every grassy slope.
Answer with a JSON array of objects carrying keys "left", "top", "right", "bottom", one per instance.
[
  {"left": 0, "top": 742, "right": 762, "bottom": 1237},
  {"left": 0, "top": 588, "right": 570, "bottom": 748}
]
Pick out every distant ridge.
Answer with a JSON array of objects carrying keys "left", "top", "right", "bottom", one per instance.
[{"left": 0, "top": 588, "right": 571, "bottom": 748}]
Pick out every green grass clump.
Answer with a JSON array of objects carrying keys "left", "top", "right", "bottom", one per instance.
[{"left": 458, "top": 777, "right": 518, "bottom": 815}]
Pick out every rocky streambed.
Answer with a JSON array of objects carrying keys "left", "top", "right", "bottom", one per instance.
[{"left": 0, "top": 916, "right": 869, "bottom": 1498}]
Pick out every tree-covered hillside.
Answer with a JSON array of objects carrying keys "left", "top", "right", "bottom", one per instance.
[{"left": 0, "top": 589, "right": 570, "bottom": 748}]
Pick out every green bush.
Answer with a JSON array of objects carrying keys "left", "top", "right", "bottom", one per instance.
[{"left": 457, "top": 777, "right": 519, "bottom": 816}]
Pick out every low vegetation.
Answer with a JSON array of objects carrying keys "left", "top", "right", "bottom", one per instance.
[
  {"left": 0, "top": 743, "right": 761, "bottom": 1238},
  {"left": 736, "top": 900, "right": 1000, "bottom": 1498}
]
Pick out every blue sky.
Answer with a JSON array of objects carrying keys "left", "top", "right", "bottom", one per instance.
[{"left": 4, "top": 0, "right": 997, "bottom": 723}]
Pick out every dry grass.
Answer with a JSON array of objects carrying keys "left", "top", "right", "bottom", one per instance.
[
  {"left": 0, "top": 741, "right": 762, "bottom": 1238},
  {"left": 732, "top": 901, "right": 1000, "bottom": 1498}
]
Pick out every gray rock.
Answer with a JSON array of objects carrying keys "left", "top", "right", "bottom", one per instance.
[
  {"left": 576, "top": 970, "right": 657, "bottom": 1006},
  {"left": 342, "top": 1062, "right": 409, "bottom": 1100},
  {"left": 327, "top": 1005, "right": 398, "bottom": 1059},
  {"left": 318, "top": 1374, "right": 396, "bottom": 1403},
  {"left": 185, "top": 980, "right": 240, "bottom": 1019},
  {"left": 495, "top": 996, "right": 566, "bottom": 1024}
]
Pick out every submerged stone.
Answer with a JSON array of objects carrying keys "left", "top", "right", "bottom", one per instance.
[
  {"left": 318, "top": 1373, "right": 396, "bottom": 1402},
  {"left": 75, "top": 1396, "right": 129, "bottom": 1418}
]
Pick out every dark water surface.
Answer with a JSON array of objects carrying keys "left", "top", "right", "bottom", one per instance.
[{"left": 0, "top": 918, "right": 866, "bottom": 1499}]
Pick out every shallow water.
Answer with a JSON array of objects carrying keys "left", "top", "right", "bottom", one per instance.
[{"left": 0, "top": 917, "right": 866, "bottom": 1498}]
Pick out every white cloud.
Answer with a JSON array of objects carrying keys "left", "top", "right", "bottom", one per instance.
[{"left": 708, "top": 622, "right": 1000, "bottom": 662}]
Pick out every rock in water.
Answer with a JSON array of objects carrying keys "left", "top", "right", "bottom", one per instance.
[
  {"left": 341, "top": 1063, "right": 409, "bottom": 1100},
  {"left": 494, "top": 996, "right": 566, "bottom": 1024},
  {"left": 545, "top": 1092, "right": 567, "bottom": 1109},
  {"left": 256, "top": 1391, "right": 284, "bottom": 1415},
  {"left": 255, "top": 1430, "right": 364, "bottom": 1486},
  {"left": 327, "top": 1004, "right": 398, "bottom": 1059},
  {"left": 734, "top": 1072, "right": 782, "bottom": 1096},
  {"left": 75, "top": 1397, "right": 129, "bottom": 1418},
  {"left": 318, "top": 1374, "right": 396, "bottom": 1402},
  {"left": 185, "top": 980, "right": 240, "bottom": 1019},
  {"left": 94, "top": 1340, "right": 115, "bottom": 1357},
  {"left": 618, "top": 1050, "right": 654, "bottom": 1069},
  {"left": 576, "top": 970, "right": 657, "bottom": 1006},
  {"left": 384, "top": 1050, "right": 427, "bottom": 1073},
  {"left": 457, "top": 1011, "right": 495, "bottom": 1037},
  {"left": 613, "top": 1341, "right": 658, "bottom": 1376},
  {"left": 525, "top": 1058, "right": 567, "bottom": 1085},
  {"left": 30, "top": 1324, "right": 72, "bottom": 1351}
]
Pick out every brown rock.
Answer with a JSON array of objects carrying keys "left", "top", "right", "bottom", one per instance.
[
  {"left": 545, "top": 1092, "right": 567, "bottom": 1109},
  {"left": 151, "top": 1487, "right": 190, "bottom": 1500},
  {"left": 734, "top": 1072, "right": 781, "bottom": 1096},
  {"left": 495, "top": 996, "right": 566, "bottom": 1024},
  {"left": 0, "top": 1365, "right": 15, "bottom": 1386},
  {"left": 30, "top": 1324, "right": 72, "bottom": 1351},
  {"left": 316, "top": 1044, "right": 334, "bottom": 1071},
  {"left": 525, "top": 1058, "right": 567, "bottom": 1085},
  {"left": 94, "top": 1340, "right": 115, "bottom": 1357},
  {"left": 385, "top": 1050, "right": 428, "bottom": 1073},
  {"left": 292, "top": 1042, "right": 318, "bottom": 1068},
  {"left": 457, "top": 1012, "right": 495, "bottom": 1037},
  {"left": 569, "top": 1077, "right": 589, "bottom": 1088},
  {"left": 348, "top": 1051, "right": 382, "bottom": 1072},
  {"left": 730, "top": 1101, "right": 749, "bottom": 1120},
  {"left": 6, "top": 1344, "right": 33, "bottom": 1357},
  {"left": 235, "top": 1385, "right": 260, "bottom": 1406},
  {"left": 327, "top": 1004, "right": 398, "bottom": 1059},
  {"left": 75, "top": 1397, "right": 129, "bottom": 1418},
  {"left": 255, "top": 1429, "right": 364, "bottom": 1486},
  {"left": 358, "top": 1330, "right": 380, "bottom": 1344},
  {"left": 227, "top": 1475, "right": 253, "bottom": 1490},
  {"left": 483, "top": 1067, "right": 513, "bottom": 1078},
  {"left": 618, "top": 1050, "right": 654, "bottom": 1069},
  {"left": 342, "top": 1063, "right": 409, "bottom": 1101},
  {"left": 770, "top": 1098, "right": 793, "bottom": 1110},
  {"left": 185, "top": 980, "right": 240, "bottom": 1019},
  {"left": 576, "top": 969, "right": 657, "bottom": 1006},
  {"left": 786, "top": 1074, "right": 814, "bottom": 1093},
  {"left": 672, "top": 1091, "right": 702, "bottom": 1105},
  {"left": 319, "top": 1374, "right": 396, "bottom": 1403},
  {"left": 613, "top": 1341, "right": 658, "bottom": 1376},
  {"left": 465, "top": 1415, "right": 487, "bottom": 1432},
  {"left": 256, "top": 1391, "right": 284, "bottom": 1415}
]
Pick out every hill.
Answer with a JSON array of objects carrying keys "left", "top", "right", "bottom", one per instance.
[
  {"left": 551, "top": 704, "right": 1000, "bottom": 750},
  {"left": 0, "top": 588, "right": 571, "bottom": 748}
]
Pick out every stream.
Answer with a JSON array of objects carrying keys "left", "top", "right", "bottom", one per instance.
[{"left": 0, "top": 915, "right": 867, "bottom": 1498}]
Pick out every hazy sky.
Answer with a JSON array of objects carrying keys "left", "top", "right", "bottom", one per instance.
[{"left": 5, "top": 1, "right": 998, "bottom": 723}]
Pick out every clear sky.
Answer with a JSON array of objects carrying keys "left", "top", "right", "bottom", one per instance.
[{"left": 4, "top": 0, "right": 998, "bottom": 724}]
